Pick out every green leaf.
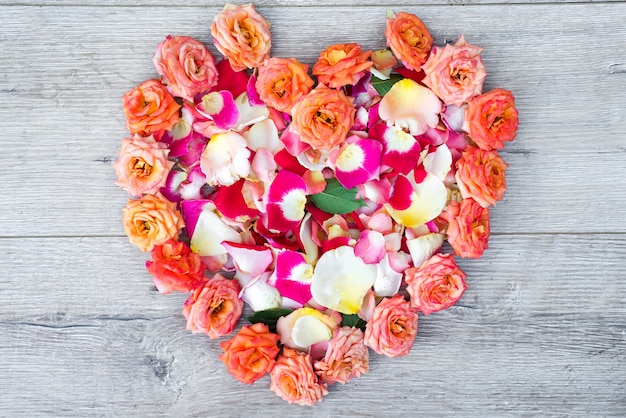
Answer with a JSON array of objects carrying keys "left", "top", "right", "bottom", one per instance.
[
  {"left": 309, "top": 178, "right": 366, "bottom": 215},
  {"left": 246, "top": 308, "right": 294, "bottom": 333},
  {"left": 341, "top": 313, "right": 367, "bottom": 331},
  {"left": 371, "top": 73, "right": 404, "bottom": 96}
]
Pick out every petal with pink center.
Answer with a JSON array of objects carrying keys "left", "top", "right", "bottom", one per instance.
[
  {"left": 266, "top": 170, "right": 307, "bottom": 232},
  {"left": 386, "top": 173, "right": 447, "bottom": 228},
  {"left": 310, "top": 246, "right": 377, "bottom": 314},
  {"left": 271, "top": 250, "right": 314, "bottom": 305},
  {"left": 222, "top": 241, "right": 272, "bottom": 277},
  {"left": 378, "top": 78, "right": 442, "bottom": 136},
  {"left": 406, "top": 233, "right": 445, "bottom": 267},
  {"left": 334, "top": 138, "right": 383, "bottom": 189}
]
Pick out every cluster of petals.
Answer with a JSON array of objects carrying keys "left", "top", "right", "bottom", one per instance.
[{"left": 114, "top": 4, "right": 519, "bottom": 406}]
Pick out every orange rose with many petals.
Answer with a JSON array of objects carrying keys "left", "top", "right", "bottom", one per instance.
[
  {"left": 122, "top": 79, "right": 181, "bottom": 136},
  {"left": 455, "top": 145, "right": 508, "bottom": 208},
  {"left": 405, "top": 253, "right": 468, "bottom": 315},
  {"left": 464, "top": 88, "right": 519, "bottom": 150},
  {"left": 182, "top": 274, "right": 243, "bottom": 339},
  {"left": 364, "top": 295, "right": 418, "bottom": 358},
  {"left": 146, "top": 239, "right": 207, "bottom": 294},
  {"left": 122, "top": 193, "right": 184, "bottom": 252},
  {"left": 270, "top": 348, "right": 328, "bottom": 406},
  {"left": 441, "top": 198, "right": 490, "bottom": 259},
  {"left": 291, "top": 85, "right": 355, "bottom": 150},
  {"left": 220, "top": 323, "right": 281, "bottom": 384},
  {"left": 211, "top": 3, "right": 272, "bottom": 71},
  {"left": 312, "top": 43, "right": 373, "bottom": 89},
  {"left": 256, "top": 57, "right": 314, "bottom": 113},
  {"left": 385, "top": 11, "right": 433, "bottom": 71}
]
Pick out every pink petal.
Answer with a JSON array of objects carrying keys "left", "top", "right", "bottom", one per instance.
[
  {"left": 354, "top": 230, "right": 386, "bottom": 264},
  {"left": 179, "top": 165, "right": 207, "bottom": 201},
  {"left": 222, "top": 241, "right": 273, "bottom": 277},
  {"left": 251, "top": 148, "right": 277, "bottom": 184},
  {"left": 197, "top": 90, "right": 239, "bottom": 130},
  {"left": 160, "top": 170, "right": 187, "bottom": 203},
  {"left": 246, "top": 72, "right": 265, "bottom": 106},
  {"left": 334, "top": 137, "right": 383, "bottom": 189}
]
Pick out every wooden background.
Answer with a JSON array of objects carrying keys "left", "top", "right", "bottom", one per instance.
[{"left": 1, "top": 1, "right": 625, "bottom": 416}]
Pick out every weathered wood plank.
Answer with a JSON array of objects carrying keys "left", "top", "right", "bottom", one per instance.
[{"left": 0, "top": 5, "right": 625, "bottom": 237}]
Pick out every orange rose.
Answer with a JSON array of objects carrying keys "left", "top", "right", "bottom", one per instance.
[
  {"left": 441, "top": 198, "right": 490, "bottom": 258},
  {"left": 312, "top": 43, "right": 373, "bottom": 89},
  {"left": 269, "top": 348, "right": 328, "bottom": 406},
  {"left": 219, "top": 323, "right": 281, "bottom": 384},
  {"left": 122, "top": 193, "right": 184, "bottom": 252},
  {"left": 122, "top": 79, "right": 181, "bottom": 136},
  {"left": 405, "top": 253, "right": 467, "bottom": 315},
  {"left": 255, "top": 57, "right": 314, "bottom": 113},
  {"left": 464, "top": 88, "right": 519, "bottom": 150},
  {"left": 210, "top": 3, "right": 272, "bottom": 71},
  {"left": 113, "top": 134, "right": 173, "bottom": 197},
  {"left": 385, "top": 12, "right": 433, "bottom": 71},
  {"left": 314, "top": 326, "right": 369, "bottom": 385},
  {"left": 364, "top": 295, "right": 418, "bottom": 358},
  {"left": 455, "top": 146, "right": 508, "bottom": 208},
  {"left": 290, "top": 85, "right": 355, "bottom": 150},
  {"left": 146, "top": 239, "right": 207, "bottom": 294},
  {"left": 153, "top": 35, "right": 218, "bottom": 101},
  {"left": 182, "top": 274, "right": 243, "bottom": 339}
]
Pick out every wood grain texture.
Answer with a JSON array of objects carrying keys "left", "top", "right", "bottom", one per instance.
[{"left": 1, "top": 1, "right": 625, "bottom": 416}]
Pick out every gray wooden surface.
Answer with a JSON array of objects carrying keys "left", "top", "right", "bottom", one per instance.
[{"left": 1, "top": 2, "right": 625, "bottom": 417}]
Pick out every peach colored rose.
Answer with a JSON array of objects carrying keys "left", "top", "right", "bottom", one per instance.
[
  {"left": 219, "top": 323, "right": 281, "bottom": 384},
  {"left": 210, "top": 3, "right": 272, "bottom": 71},
  {"left": 153, "top": 35, "right": 218, "bottom": 101},
  {"left": 364, "top": 295, "right": 418, "bottom": 358},
  {"left": 312, "top": 43, "right": 373, "bottom": 89},
  {"left": 114, "top": 134, "right": 173, "bottom": 197},
  {"left": 122, "top": 193, "right": 184, "bottom": 252},
  {"left": 464, "top": 88, "right": 519, "bottom": 150},
  {"left": 455, "top": 146, "right": 508, "bottom": 208},
  {"left": 385, "top": 12, "right": 433, "bottom": 71},
  {"left": 255, "top": 57, "right": 314, "bottom": 113},
  {"left": 290, "top": 85, "right": 355, "bottom": 150},
  {"left": 314, "top": 326, "right": 369, "bottom": 385},
  {"left": 146, "top": 239, "right": 207, "bottom": 294},
  {"left": 405, "top": 253, "right": 467, "bottom": 315},
  {"left": 270, "top": 348, "right": 328, "bottom": 406},
  {"left": 122, "top": 79, "right": 181, "bottom": 136},
  {"left": 421, "top": 35, "right": 487, "bottom": 106},
  {"left": 182, "top": 273, "right": 243, "bottom": 339},
  {"left": 441, "top": 198, "right": 490, "bottom": 258}
]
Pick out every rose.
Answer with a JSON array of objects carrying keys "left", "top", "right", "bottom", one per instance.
[
  {"left": 113, "top": 134, "right": 174, "bottom": 197},
  {"left": 314, "top": 326, "right": 369, "bottom": 385},
  {"left": 441, "top": 198, "right": 490, "bottom": 258},
  {"left": 312, "top": 43, "right": 373, "bottom": 89},
  {"left": 464, "top": 88, "right": 519, "bottom": 150},
  {"left": 421, "top": 35, "right": 487, "bottom": 106},
  {"left": 405, "top": 253, "right": 468, "bottom": 315},
  {"left": 384, "top": 11, "right": 433, "bottom": 71},
  {"left": 364, "top": 295, "right": 419, "bottom": 358},
  {"left": 255, "top": 57, "right": 314, "bottom": 114},
  {"left": 122, "top": 193, "right": 184, "bottom": 252},
  {"left": 269, "top": 348, "right": 328, "bottom": 406},
  {"left": 146, "top": 239, "right": 207, "bottom": 294},
  {"left": 210, "top": 3, "right": 272, "bottom": 72},
  {"left": 122, "top": 79, "right": 181, "bottom": 136},
  {"left": 290, "top": 85, "right": 356, "bottom": 150},
  {"left": 455, "top": 145, "right": 508, "bottom": 208},
  {"left": 153, "top": 35, "right": 218, "bottom": 102},
  {"left": 219, "top": 323, "right": 281, "bottom": 385},
  {"left": 182, "top": 273, "right": 243, "bottom": 339}
]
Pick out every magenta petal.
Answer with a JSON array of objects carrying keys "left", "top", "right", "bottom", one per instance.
[
  {"left": 197, "top": 91, "right": 239, "bottom": 130},
  {"left": 381, "top": 126, "right": 422, "bottom": 175},
  {"left": 246, "top": 72, "right": 265, "bottom": 106},
  {"left": 334, "top": 138, "right": 383, "bottom": 189},
  {"left": 181, "top": 199, "right": 210, "bottom": 238},
  {"left": 160, "top": 170, "right": 187, "bottom": 203},
  {"left": 273, "top": 250, "right": 313, "bottom": 305},
  {"left": 222, "top": 241, "right": 273, "bottom": 277},
  {"left": 266, "top": 170, "right": 307, "bottom": 232},
  {"left": 170, "top": 132, "right": 208, "bottom": 167},
  {"left": 388, "top": 175, "right": 413, "bottom": 210}
]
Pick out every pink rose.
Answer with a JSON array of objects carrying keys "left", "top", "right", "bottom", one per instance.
[
  {"left": 270, "top": 348, "right": 328, "bottom": 406},
  {"left": 182, "top": 274, "right": 243, "bottom": 339},
  {"left": 364, "top": 295, "right": 418, "bottom": 358},
  {"left": 464, "top": 88, "right": 519, "bottom": 150},
  {"left": 441, "top": 198, "right": 490, "bottom": 258},
  {"left": 255, "top": 57, "right": 314, "bottom": 114},
  {"left": 455, "top": 145, "right": 508, "bottom": 207},
  {"left": 146, "top": 239, "right": 207, "bottom": 294},
  {"left": 114, "top": 134, "right": 173, "bottom": 197},
  {"left": 421, "top": 35, "right": 487, "bottom": 106},
  {"left": 312, "top": 43, "right": 373, "bottom": 89},
  {"left": 210, "top": 3, "right": 272, "bottom": 71},
  {"left": 405, "top": 253, "right": 467, "bottom": 315},
  {"left": 314, "top": 326, "right": 369, "bottom": 385},
  {"left": 153, "top": 35, "right": 218, "bottom": 102},
  {"left": 384, "top": 12, "right": 433, "bottom": 71}
]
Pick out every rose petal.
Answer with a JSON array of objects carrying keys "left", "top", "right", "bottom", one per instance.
[
  {"left": 197, "top": 90, "right": 239, "bottom": 130},
  {"left": 334, "top": 138, "right": 382, "bottom": 189},
  {"left": 235, "top": 92, "right": 270, "bottom": 131},
  {"left": 406, "top": 232, "right": 445, "bottom": 267},
  {"left": 266, "top": 170, "right": 307, "bottom": 232},
  {"left": 222, "top": 241, "right": 273, "bottom": 277}
]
